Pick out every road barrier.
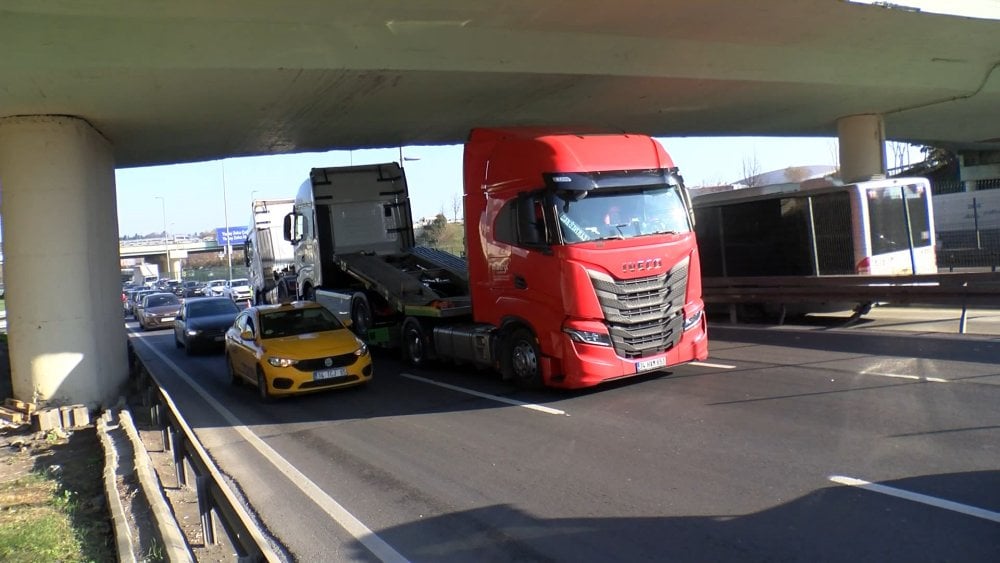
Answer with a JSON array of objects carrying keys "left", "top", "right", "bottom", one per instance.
[
  {"left": 702, "top": 271, "right": 1000, "bottom": 332},
  {"left": 127, "top": 343, "right": 281, "bottom": 562}
]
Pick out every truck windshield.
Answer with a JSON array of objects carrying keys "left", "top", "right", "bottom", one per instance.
[{"left": 556, "top": 186, "right": 691, "bottom": 243}]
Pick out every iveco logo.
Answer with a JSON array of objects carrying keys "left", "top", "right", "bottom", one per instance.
[
  {"left": 622, "top": 258, "right": 662, "bottom": 273},
  {"left": 324, "top": 358, "right": 333, "bottom": 367}
]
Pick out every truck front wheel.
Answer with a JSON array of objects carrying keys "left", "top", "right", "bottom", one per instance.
[{"left": 501, "top": 328, "right": 543, "bottom": 389}]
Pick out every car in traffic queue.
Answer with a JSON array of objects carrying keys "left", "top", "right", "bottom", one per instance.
[
  {"left": 224, "top": 301, "right": 372, "bottom": 401},
  {"left": 173, "top": 297, "right": 240, "bottom": 354},
  {"left": 176, "top": 280, "right": 206, "bottom": 298},
  {"left": 137, "top": 292, "right": 182, "bottom": 330},
  {"left": 223, "top": 278, "right": 253, "bottom": 302},
  {"left": 204, "top": 279, "right": 227, "bottom": 296},
  {"left": 129, "top": 289, "right": 157, "bottom": 318}
]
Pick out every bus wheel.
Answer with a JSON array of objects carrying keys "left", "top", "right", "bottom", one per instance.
[
  {"left": 351, "top": 294, "right": 372, "bottom": 341},
  {"left": 502, "top": 328, "right": 543, "bottom": 389},
  {"left": 401, "top": 317, "right": 432, "bottom": 367}
]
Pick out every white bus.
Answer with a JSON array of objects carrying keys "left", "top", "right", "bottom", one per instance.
[{"left": 692, "top": 177, "right": 936, "bottom": 278}]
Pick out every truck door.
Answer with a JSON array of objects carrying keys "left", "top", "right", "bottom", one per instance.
[
  {"left": 315, "top": 204, "right": 339, "bottom": 286},
  {"left": 479, "top": 193, "right": 562, "bottom": 328}
]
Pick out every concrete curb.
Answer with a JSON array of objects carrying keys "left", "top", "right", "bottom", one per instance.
[
  {"left": 118, "top": 407, "right": 195, "bottom": 563},
  {"left": 97, "top": 410, "right": 138, "bottom": 563}
]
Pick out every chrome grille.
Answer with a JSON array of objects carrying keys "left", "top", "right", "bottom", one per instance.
[
  {"left": 590, "top": 262, "right": 689, "bottom": 359},
  {"left": 293, "top": 352, "right": 359, "bottom": 372}
]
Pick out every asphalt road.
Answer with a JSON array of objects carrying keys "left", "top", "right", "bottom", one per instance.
[{"left": 127, "top": 317, "right": 1000, "bottom": 562}]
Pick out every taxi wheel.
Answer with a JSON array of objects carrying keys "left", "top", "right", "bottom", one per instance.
[
  {"left": 227, "top": 355, "right": 240, "bottom": 386},
  {"left": 256, "top": 366, "right": 272, "bottom": 403}
]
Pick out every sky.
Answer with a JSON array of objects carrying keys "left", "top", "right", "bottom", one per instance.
[{"left": 114, "top": 136, "right": 924, "bottom": 238}]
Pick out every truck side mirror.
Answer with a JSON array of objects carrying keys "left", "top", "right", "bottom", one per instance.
[{"left": 283, "top": 214, "right": 294, "bottom": 242}]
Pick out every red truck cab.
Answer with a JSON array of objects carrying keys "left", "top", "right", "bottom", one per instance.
[{"left": 463, "top": 127, "right": 708, "bottom": 388}]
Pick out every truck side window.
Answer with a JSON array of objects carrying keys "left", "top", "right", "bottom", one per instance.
[
  {"left": 493, "top": 200, "right": 517, "bottom": 245},
  {"left": 515, "top": 195, "right": 546, "bottom": 246}
]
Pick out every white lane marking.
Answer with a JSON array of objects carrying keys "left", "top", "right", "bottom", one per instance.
[
  {"left": 131, "top": 332, "right": 410, "bottom": 563},
  {"left": 400, "top": 373, "right": 568, "bottom": 416},
  {"left": 829, "top": 475, "right": 1000, "bottom": 524},
  {"left": 688, "top": 361, "right": 736, "bottom": 369},
  {"left": 864, "top": 371, "right": 948, "bottom": 383}
]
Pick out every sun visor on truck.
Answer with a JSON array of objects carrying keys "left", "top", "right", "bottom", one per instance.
[{"left": 543, "top": 168, "right": 683, "bottom": 196}]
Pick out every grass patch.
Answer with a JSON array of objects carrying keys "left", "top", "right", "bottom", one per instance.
[
  {"left": 0, "top": 428, "right": 114, "bottom": 562},
  {"left": 0, "top": 473, "right": 86, "bottom": 562}
]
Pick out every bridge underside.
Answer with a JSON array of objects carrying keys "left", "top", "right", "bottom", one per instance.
[{"left": 1, "top": 1, "right": 999, "bottom": 406}]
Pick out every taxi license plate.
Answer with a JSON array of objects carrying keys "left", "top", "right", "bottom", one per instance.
[
  {"left": 314, "top": 367, "right": 347, "bottom": 381},
  {"left": 635, "top": 357, "right": 666, "bottom": 372}
]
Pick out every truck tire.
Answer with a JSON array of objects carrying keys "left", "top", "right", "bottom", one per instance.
[
  {"left": 401, "top": 317, "right": 432, "bottom": 366},
  {"left": 501, "top": 327, "right": 543, "bottom": 389},
  {"left": 351, "top": 294, "right": 372, "bottom": 341}
]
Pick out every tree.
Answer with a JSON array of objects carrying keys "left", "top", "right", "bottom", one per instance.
[
  {"left": 416, "top": 213, "right": 449, "bottom": 247},
  {"left": 452, "top": 193, "right": 463, "bottom": 222},
  {"left": 740, "top": 152, "right": 762, "bottom": 188}
]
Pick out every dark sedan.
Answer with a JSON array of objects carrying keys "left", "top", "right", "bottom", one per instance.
[{"left": 173, "top": 297, "right": 240, "bottom": 354}]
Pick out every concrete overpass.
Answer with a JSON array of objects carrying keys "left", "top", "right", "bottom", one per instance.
[{"left": 1, "top": 1, "right": 999, "bottom": 407}]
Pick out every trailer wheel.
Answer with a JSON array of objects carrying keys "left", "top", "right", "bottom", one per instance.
[
  {"left": 501, "top": 328, "right": 543, "bottom": 389},
  {"left": 351, "top": 294, "right": 372, "bottom": 341},
  {"left": 401, "top": 317, "right": 432, "bottom": 367}
]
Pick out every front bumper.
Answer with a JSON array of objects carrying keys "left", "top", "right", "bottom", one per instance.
[
  {"left": 548, "top": 315, "right": 708, "bottom": 389},
  {"left": 260, "top": 354, "right": 374, "bottom": 396}
]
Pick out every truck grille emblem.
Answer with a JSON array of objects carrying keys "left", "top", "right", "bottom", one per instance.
[{"left": 622, "top": 258, "right": 662, "bottom": 273}]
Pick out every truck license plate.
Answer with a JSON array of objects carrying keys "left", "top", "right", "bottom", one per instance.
[
  {"left": 635, "top": 357, "right": 666, "bottom": 372},
  {"left": 314, "top": 367, "right": 347, "bottom": 381}
]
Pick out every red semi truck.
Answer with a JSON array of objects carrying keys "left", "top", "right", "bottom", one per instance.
[{"left": 284, "top": 127, "right": 708, "bottom": 388}]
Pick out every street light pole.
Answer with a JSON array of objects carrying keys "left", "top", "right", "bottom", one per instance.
[
  {"left": 154, "top": 196, "right": 171, "bottom": 279},
  {"left": 221, "top": 160, "right": 233, "bottom": 281}
]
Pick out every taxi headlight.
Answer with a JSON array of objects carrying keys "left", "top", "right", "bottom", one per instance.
[
  {"left": 354, "top": 342, "right": 369, "bottom": 356},
  {"left": 267, "top": 356, "right": 298, "bottom": 368}
]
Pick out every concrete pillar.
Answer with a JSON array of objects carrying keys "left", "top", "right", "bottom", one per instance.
[
  {"left": 0, "top": 116, "right": 127, "bottom": 409},
  {"left": 837, "top": 114, "right": 887, "bottom": 183}
]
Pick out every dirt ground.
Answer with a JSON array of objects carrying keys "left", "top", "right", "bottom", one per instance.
[
  {"left": 0, "top": 423, "right": 115, "bottom": 562},
  {"left": 0, "top": 335, "right": 238, "bottom": 562}
]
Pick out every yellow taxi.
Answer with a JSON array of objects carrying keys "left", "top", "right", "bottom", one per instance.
[{"left": 224, "top": 301, "right": 372, "bottom": 401}]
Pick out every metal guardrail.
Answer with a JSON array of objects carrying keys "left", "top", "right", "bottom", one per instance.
[
  {"left": 127, "top": 343, "right": 280, "bottom": 563},
  {"left": 702, "top": 272, "right": 1000, "bottom": 307},
  {"left": 702, "top": 272, "right": 1000, "bottom": 332}
]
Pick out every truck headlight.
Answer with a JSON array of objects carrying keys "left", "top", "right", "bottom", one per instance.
[
  {"left": 683, "top": 309, "right": 703, "bottom": 331},
  {"left": 267, "top": 357, "right": 298, "bottom": 368},
  {"left": 563, "top": 328, "right": 612, "bottom": 347}
]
